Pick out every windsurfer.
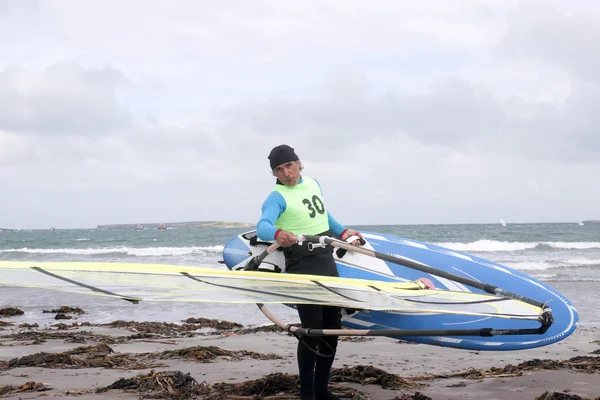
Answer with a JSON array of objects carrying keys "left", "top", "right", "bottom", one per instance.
[{"left": 256, "top": 144, "right": 362, "bottom": 400}]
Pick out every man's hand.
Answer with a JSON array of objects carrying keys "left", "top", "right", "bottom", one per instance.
[
  {"left": 275, "top": 230, "right": 298, "bottom": 247},
  {"left": 341, "top": 229, "right": 363, "bottom": 246}
]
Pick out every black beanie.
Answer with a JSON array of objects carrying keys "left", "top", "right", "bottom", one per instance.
[{"left": 268, "top": 144, "right": 299, "bottom": 170}]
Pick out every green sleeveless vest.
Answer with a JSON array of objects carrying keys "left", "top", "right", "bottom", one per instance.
[{"left": 273, "top": 176, "right": 330, "bottom": 235}]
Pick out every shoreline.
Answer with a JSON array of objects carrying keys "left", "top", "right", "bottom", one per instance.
[{"left": 1, "top": 315, "right": 598, "bottom": 400}]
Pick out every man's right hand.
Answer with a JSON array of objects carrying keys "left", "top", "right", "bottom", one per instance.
[{"left": 275, "top": 230, "right": 298, "bottom": 247}]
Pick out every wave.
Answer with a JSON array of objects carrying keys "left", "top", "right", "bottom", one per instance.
[
  {"left": 508, "top": 260, "right": 600, "bottom": 271},
  {"left": 434, "top": 240, "right": 600, "bottom": 252},
  {"left": 531, "top": 273, "right": 600, "bottom": 283},
  {"left": 0, "top": 245, "right": 225, "bottom": 257}
]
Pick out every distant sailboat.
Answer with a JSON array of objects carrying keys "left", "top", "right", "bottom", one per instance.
[
  {"left": 500, "top": 219, "right": 507, "bottom": 227},
  {"left": 578, "top": 220, "right": 584, "bottom": 226}
]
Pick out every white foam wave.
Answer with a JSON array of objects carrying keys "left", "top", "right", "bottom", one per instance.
[
  {"left": 507, "top": 259, "right": 600, "bottom": 271},
  {"left": 547, "top": 242, "right": 600, "bottom": 250},
  {"left": 509, "top": 261, "right": 555, "bottom": 271},
  {"left": 0, "top": 245, "right": 224, "bottom": 257},
  {"left": 531, "top": 273, "right": 558, "bottom": 280},
  {"left": 562, "top": 258, "right": 600, "bottom": 266},
  {"left": 75, "top": 238, "right": 91, "bottom": 241},
  {"left": 434, "top": 240, "right": 600, "bottom": 252},
  {"left": 434, "top": 240, "right": 536, "bottom": 252},
  {"left": 524, "top": 272, "right": 600, "bottom": 282},
  {"left": 542, "top": 276, "right": 600, "bottom": 282}
]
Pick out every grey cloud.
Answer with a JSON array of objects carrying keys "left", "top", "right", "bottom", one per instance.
[
  {"left": 2, "top": 0, "right": 599, "bottom": 228},
  {"left": 382, "top": 77, "right": 505, "bottom": 146},
  {"left": 0, "top": 62, "right": 131, "bottom": 135},
  {"left": 212, "top": 75, "right": 505, "bottom": 147},
  {"left": 211, "top": 74, "right": 599, "bottom": 163},
  {"left": 501, "top": 81, "right": 600, "bottom": 162},
  {"left": 499, "top": 5, "right": 600, "bottom": 83}
]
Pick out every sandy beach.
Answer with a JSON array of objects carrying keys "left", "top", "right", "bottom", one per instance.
[{"left": 1, "top": 308, "right": 598, "bottom": 400}]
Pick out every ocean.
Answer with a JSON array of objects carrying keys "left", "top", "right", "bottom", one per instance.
[{"left": 1, "top": 223, "right": 599, "bottom": 328}]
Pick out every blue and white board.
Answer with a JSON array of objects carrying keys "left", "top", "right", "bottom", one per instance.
[{"left": 222, "top": 230, "right": 579, "bottom": 351}]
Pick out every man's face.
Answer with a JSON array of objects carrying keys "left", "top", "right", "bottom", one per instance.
[{"left": 273, "top": 161, "right": 302, "bottom": 186}]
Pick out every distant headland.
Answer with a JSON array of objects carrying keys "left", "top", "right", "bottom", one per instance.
[{"left": 95, "top": 221, "right": 254, "bottom": 230}]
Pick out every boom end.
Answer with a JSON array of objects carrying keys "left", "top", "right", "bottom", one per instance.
[{"left": 539, "top": 307, "right": 554, "bottom": 334}]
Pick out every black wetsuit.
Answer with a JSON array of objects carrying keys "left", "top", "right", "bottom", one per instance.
[{"left": 283, "top": 237, "right": 341, "bottom": 400}]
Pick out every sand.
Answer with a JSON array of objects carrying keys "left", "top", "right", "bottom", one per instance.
[{"left": 0, "top": 316, "right": 598, "bottom": 400}]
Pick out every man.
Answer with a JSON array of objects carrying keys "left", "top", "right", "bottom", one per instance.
[{"left": 257, "top": 144, "right": 363, "bottom": 400}]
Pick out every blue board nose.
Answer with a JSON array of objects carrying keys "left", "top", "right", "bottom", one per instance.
[{"left": 222, "top": 236, "right": 252, "bottom": 269}]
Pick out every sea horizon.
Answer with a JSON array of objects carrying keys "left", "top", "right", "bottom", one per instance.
[{"left": 2, "top": 219, "right": 599, "bottom": 231}]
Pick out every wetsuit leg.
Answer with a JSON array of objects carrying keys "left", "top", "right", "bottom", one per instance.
[
  {"left": 314, "top": 305, "right": 341, "bottom": 400},
  {"left": 285, "top": 248, "right": 340, "bottom": 399},
  {"left": 296, "top": 304, "right": 323, "bottom": 399}
]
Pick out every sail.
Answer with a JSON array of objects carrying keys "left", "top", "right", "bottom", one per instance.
[{"left": 0, "top": 261, "right": 543, "bottom": 321}]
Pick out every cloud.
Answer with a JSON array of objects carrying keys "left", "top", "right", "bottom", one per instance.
[
  {"left": 211, "top": 72, "right": 599, "bottom": 163},
  {"left": 1, "top": 1, "right": 599, "bottom": 228},
  {"left": 499, "top": 3, "right": 600, "bottom": 83},
  {"left": 0, "top": 62, "right": 130, "bottom": 136},
  {"left": 0, "top": 130, "right": 38, "bottom": 166}
]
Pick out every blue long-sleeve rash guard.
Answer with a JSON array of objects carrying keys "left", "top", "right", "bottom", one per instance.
[{"left": 257, "top": 177, "right": 346, "bottom": 241}]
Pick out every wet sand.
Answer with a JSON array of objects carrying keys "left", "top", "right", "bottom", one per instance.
[{"left": 0, "top": 311, "right": 598, "bottom": 400}]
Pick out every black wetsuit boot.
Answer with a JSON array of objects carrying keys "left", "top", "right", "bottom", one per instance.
[{"left": 313, "top": 344, "right": 339, "bottom": 399}]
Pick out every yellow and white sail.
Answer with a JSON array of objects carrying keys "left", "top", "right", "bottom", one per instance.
[{"left": 0, "top": 261, "right": 543, "bottom": 321}]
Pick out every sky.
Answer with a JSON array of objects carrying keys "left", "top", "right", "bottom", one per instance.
[{"left": 1, "top": 0, "right": 599, "bottom": 229}]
